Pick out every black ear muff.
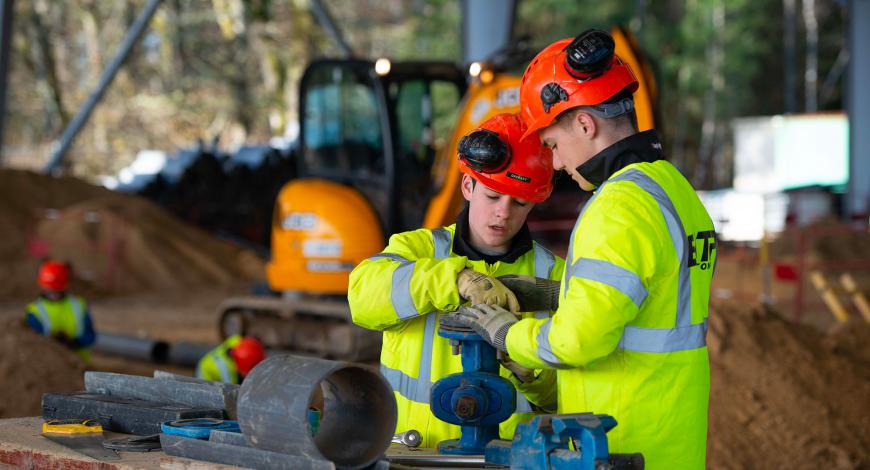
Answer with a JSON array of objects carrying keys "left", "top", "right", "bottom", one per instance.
[
  {"left": 458, "top": 129, "right": 511, "bottom": 173},
  {"left": 564, "top": 29, "right": 615, "bottom": 80}
]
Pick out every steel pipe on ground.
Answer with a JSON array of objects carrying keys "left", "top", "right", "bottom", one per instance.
[
  {"left": 238, "top": 354, "right": 396, "bottom": 469},
  {"left": 93, "top": 333, "right": 169, "bottom": 363}
]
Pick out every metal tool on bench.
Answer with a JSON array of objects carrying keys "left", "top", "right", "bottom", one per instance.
[
  {"left": 160, "top": 418, "right": 241, "bottom": 439},
  {"left": 392, "top": 429, "right": 421, "bottom": 448},
  {"left": 429, "top": 314, "right": 516, "bottom": 455},
  {"left": 41, "top": 418, "right": 121, "bottom": 461},
  {"left": 485, "top": 413, "right": 644, "bottom": 469},
  {"left": 103, "top": 434, "right": 162, "bottom": 453}
]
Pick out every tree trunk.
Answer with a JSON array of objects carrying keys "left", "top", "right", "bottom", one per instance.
[{"left": 25, "top": 3, "right": 68, "bottom": 130}]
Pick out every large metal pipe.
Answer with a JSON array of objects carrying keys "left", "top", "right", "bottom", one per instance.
[
  {"left": 43, "top": 0, "right": 162, "bottom": 174},
  {"left": 237, "top": 354, "right": 396, "bottom": 469},
  {"left": 93, "top": 333, "right": 169, "bottom": 363},
  {"left": 167, "top": 341, "right": 215, "bottom": 367}
]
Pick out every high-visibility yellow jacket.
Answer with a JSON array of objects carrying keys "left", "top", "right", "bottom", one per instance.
[
  {"left": 507, "top": 131, "right": 716, "bottom": 469},
  {"left": 196, "top": 335, "right": 241, "bottom": 384},
  {"left": 349, "top": 216, "right": 565, "bottom": 449},
  {"left": 26, "top": 295, "right": 95, "bottom": 362}
]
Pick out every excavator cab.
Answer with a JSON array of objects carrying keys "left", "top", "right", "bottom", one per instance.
[
  {"left": 300, "top": 59, "right": 466, "bottom": 234},
  {"left": 264, "top": 59, "right": 465, "bottom": 295}
]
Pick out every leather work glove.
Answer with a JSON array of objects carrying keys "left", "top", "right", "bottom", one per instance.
[
  {"left": 497, "top": 275, "right": 561, "bottom": 312},
  {"left": 455, "top": 304, "right": 517, "bottom": 353},
  {"left": 457, "top": 269, "right": 520, "bottom": 312},
  {"left": 498, "top": 351, "right": 535, "bottom": 383}
]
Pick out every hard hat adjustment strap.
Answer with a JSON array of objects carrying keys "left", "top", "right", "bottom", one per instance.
[{"left": 585, "top": 98, "right": 635, "bottom": 119}]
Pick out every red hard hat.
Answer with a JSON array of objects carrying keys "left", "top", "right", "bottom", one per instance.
[
  {"left": 230, "top": 336, "right": 265, "bottom": 376},
  {"left": 38, "top": 260, "right": 70, "bottom": 292},
  {"left": 519, "top": 30, "right": 639, "bottom": 141},
  {"left": 457, "top": 113, "right": 553, "bottom": 202}
]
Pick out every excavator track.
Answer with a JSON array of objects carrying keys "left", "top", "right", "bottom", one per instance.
[{"left": 217, "top": 296, "right": 381, "bottom": 362}]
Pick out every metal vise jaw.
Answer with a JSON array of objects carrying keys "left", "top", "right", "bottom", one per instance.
[
  {"left": 485, "top": 413, "right": 644, "bottom": 469},
  {"left": 430, "top": 315, "right": 516, "bottom": 455}
]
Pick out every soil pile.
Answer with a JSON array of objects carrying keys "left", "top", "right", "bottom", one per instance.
[
  {"left": 769, "top": 221, "right": 870, "bottom": 262},
  {"left": 0, "top": 318, "right": 85, "bottom": 418},
  {"left": 708, "top": 301, "right": 870, "bottom": 469},
  {"left": 0, "top": 169, "right": 263, "bottom": 299}
]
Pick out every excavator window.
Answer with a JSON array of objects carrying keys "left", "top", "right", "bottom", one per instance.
[
  {"left": 388, "top": 79, "right": 461, "bottom": 231},
  {"left": 301, "top": 63, "right": 385, "bottom": 182},
  {"left": 300, "top": 59, "right": 465, "bottom": 237}
]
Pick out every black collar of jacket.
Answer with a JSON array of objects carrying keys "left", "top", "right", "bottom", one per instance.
[
  {"left": 453, "top": 205, "right": 533, "bottom": 264},
  {"left": 576, "top": 129, "right": 665, "bottom": 188}
]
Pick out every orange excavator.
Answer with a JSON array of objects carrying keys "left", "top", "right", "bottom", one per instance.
[{"left": 216, "top": 27, "right": 656, "bottom": 361}]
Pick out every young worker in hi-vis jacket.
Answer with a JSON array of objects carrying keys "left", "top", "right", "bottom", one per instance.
[
  {"left": 349, "top": 113, "right": 565, "bottom": 448},
  {"left": 454, "top": 31, "right": 717, "bottom": 469}
]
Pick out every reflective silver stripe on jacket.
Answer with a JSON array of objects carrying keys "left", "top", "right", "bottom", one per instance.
[
  {"left": 35, "top": 300, "right": 53, "bottom": 336},
  {"left": 535, "top": 319, "right": 571, "bottom": 369},
  {"left": 516, "top": 243, "right": 557, "bottom": 412},
  {"left": 215, "top": 352, "right": 234, "bottom": 384},
  {"left": 532, "top": 242, "right": 556, "bottom": 320},
  {"left": 368, "top": 252, "right": 421, "bottom": 320},
  {"left": 380, "top": 228, "right": 452, "bottom": 404},
  {"left": 539, "top": 167, "right": 707, "bottom": 365},
  {"left": 70, "top": 297, "right": 86, "bottom": 338},
  {"left": 568, "top": 258, "right": 649, "bottom": 307},
  {"left": 609, "top": 169, "right": 706, "bottom": 351},
  {"left": 381, "top": 227, "right": 533, "bottom": 413}
]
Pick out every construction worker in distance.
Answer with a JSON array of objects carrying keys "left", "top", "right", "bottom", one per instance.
[
  {"left": 196, "top": 335, "right": 265, "bottom": 384},
  {"left": 349, "top": 113, "right": 565, "bottom": 449},
  {"left": 26, "top": 260, "right": 96, "bottom": 362},
  {"left": 452, "top": 30, "right": 717, "bottom": 469}
]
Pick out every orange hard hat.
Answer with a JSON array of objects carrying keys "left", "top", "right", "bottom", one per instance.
[
  {"left": 457, "top": 113, "right": 553, "bottom": 202},
  {"left": 38, "top": 260, "right": 70, "bottom": 292},
  {"left": 519, "top": 30, "right": 639, "bottom": 140},
  {"left": 230, "top": 336, "right": 265, "bottom": 376}
]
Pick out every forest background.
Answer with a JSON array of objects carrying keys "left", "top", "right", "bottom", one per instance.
[{"left": 1, "top": 0, "right": 849, "bottom": 189}]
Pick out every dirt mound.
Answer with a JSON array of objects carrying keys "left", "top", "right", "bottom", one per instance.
[
  {"left": 769, "top": 221, "right": 870, "bottom": 262},
  {"left": 708, "top": 301, "right": 870, "bottom": 469},
  {"left": 0, "top": 318, "right": 85, "bottom": 418},
  {"left": 0, "top": 169, "right": 263, "bottom": 299}
]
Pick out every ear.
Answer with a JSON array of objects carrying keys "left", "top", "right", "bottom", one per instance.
[
  {"left": 573, "top": 111, "right": 598, "bottom": 139},
  {"left": 460, "top": 174, "right": 475, "bottom": 201}
]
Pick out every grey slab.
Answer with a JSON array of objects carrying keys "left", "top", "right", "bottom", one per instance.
[
  {"left": 85, "top": 371, "right": 238, "bottom": 419},
  {"left": 160, "top": 433, "right": 335, "bottom": 470}
]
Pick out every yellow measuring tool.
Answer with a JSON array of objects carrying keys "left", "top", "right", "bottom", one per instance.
[
  {"left": 41, "top": 419, "right": 120, "bottom": 461},
  {"left": 43, "top": 419, "right": 104, "bottom": 434}
]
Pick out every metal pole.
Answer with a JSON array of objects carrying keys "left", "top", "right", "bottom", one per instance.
[
  {"left": 847, "top": 0, "right": 870, "bottom": 222},
  {"left": 308, "top": 0, "right": 353, "bottom": 58},
  {"left": 0, "top": 0, "right": 14, "bottom": 164},
  {"left": 783, "top": 0, "right": 797, "bottom": 113},
  {"left": 43, "top": 0, "right": 163, "bottom": 174},
  {"left": 462, "top": 0, "right": 517, "bottom": 64}
]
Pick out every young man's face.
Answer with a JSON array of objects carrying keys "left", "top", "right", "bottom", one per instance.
[
  {"left": 460, "top": 174, "right": 534, "bottom": 253},
  {"left": 539, "top": 115, "right": 596, "bottom": 191}
]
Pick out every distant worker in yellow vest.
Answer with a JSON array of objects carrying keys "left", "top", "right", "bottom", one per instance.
[
  {"left": 454, "top": 31, "right": 717, "bottom": 469},
  {"left": 349, "top": 113, "right": 565, "bottom": 448},
  {"left": 196, "top": 335, "right": 265, "bottom": 384},
  {"left": 26, "top": 260, "right": 96, "bottom": 362}
]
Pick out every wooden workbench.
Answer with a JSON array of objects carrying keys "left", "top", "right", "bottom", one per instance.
[{"left": 0, "top": 417, "right": 242, "bottom": 470}]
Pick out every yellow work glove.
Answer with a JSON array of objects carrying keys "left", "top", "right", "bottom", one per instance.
[
  {"left": 456, "top": 269, "right": 520, "bottom": 312},
  {"left": 498, "top": 350, "right": 535, "bottom": 383}
]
